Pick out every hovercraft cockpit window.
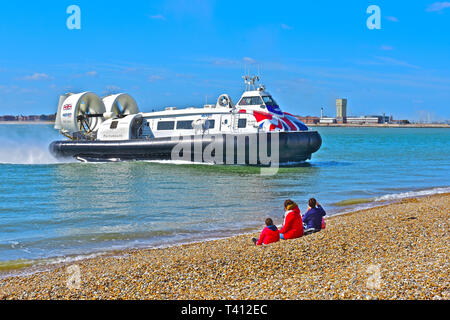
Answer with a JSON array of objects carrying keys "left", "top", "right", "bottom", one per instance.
[
  {"left": 239, "top": 96, "right": 263, "bottom": 106},
  {"left": 262, "top": 96, "right": 283, "bottom": 115},
  {"left": 157, "top": 121, "right": 175, "bottom": 130},
  {"left": 262, "top": 96, "right": 276, "bottom": 105}
]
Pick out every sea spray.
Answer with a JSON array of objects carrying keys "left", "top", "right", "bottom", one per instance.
[{"left": 0, "top": 124, "right": 73, "bottom": 165}]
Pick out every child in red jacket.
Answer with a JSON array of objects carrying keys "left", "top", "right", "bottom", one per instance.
[
  {"left": 279, "top": 199, "right": 304, "bottom": 240},
  {"left": 252, "top": 218, "right": 280, "bottom": 246}
]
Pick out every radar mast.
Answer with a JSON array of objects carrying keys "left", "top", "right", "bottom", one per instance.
[{"left": 242, "top": 75, "right": 262, "bottom": 91}]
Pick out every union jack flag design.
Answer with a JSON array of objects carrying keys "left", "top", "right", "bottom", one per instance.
[{"left": 249, "top": 110, "right": 309, "bottom": 132}]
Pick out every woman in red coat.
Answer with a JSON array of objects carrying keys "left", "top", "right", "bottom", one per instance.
[{"left": 279, "top": 199, "right": 304, "bottom": 240}]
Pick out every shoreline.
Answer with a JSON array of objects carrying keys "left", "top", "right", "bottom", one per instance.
[
  {"left": 0, "top": 121, "right": 449, "bottom": 128},
  {"left": 0, "top": 121, "right": 54, "bottom": 125},
  {"left": 308, "top": 123, "right": 449, "bottom": 128},
  {"left": 1, "top": 187, "right": 447, "bottom": 277},
  {"left": 0, "top": 193, "right": 448, "bottom": 300}
]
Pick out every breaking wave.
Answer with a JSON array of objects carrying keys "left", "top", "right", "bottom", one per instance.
[
  {"left": 332, "top": 186, "right": 450, "bottom": 215},
  {"left": 374, "top": 187, "right": 450, "bottom": 201}
]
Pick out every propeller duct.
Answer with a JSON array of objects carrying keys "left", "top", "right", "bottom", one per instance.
[
  {"left": 102, "top": 93, "right": 139, "bottom": 118},
  {"left": 59, "top": 92, "right": 106, "bottom": 134}
]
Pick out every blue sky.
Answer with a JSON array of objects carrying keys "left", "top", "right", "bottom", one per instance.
[{"left": 0, "top": 0, "right": 449, "bottom": 121}]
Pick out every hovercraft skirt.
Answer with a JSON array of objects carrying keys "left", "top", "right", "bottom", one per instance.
[{"left": 49, "top": 131, "right": 322, "bottom": 164}]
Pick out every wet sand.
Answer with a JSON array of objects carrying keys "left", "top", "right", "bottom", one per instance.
[{"left": 0, "top": 193, "right": 448, "bottom": 300}]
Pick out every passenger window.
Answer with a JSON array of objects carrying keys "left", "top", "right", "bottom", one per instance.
[
  {"left": 176, "top": 120, "right": 193, "bottom": 129},
  {"left": 238, "top": 119, "right": 247, "bottom": 128},
  {"left": 110, "top": 121, "right": 118, "bottom": 129},
  {"left": 157, "top": 121, "right": 175, "bottom": 130},
  {"left": 207, "top": 120, "right": 215, "bottom": 129}
]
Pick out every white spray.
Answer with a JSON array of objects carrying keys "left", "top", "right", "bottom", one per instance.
[{"left": 0, "top": 124, "right": 74, "bottom": 165}]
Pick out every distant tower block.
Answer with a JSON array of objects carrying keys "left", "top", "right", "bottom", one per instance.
[{"left": 336, "top": 98, "right": 347, "bottom": 123}]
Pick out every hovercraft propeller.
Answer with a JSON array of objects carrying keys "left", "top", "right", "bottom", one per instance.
[
  {"left": 102, "top": 93, "right": 139, "bottom": 119},
  {"left": 56, "top": 92, "right": 106, "bottom": 140}
]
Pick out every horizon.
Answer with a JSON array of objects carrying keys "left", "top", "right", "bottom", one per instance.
[{"left": 0, "top": 1, "right": 449, "bottom": 122}]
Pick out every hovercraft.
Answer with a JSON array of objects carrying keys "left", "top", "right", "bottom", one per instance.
[{"left": 49, "top": 76, "right": 322, "bottom": 164}]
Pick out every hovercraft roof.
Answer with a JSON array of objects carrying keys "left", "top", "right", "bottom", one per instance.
[
  {"left": 240, "top": 89, "right": 271, "bottom": 97},
  {"left": 237, "top": 89, "right": 284, "bottom": 116}
]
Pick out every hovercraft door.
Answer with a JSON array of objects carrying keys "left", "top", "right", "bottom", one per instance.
[{"left": 220, "top": 114, "right": 232, "bottom": 132}]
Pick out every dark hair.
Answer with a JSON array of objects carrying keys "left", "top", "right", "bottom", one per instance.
[
  {"left": 284, "top": 199, "right": 295, "bottom": 209},
  {"left": 265, "top": 218, "right": 274, "bottom": 226},
  {"left": 309, "top": 198, "right": 317, "bottom": 208}
]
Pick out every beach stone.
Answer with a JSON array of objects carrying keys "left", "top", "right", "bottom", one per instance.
[{"left": 0, "top": 193, "right": 448, "bottom": 300}]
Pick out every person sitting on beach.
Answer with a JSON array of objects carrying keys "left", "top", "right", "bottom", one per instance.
[
  {"left": 279, "top": 199, "right": 304, "bottom": 240},
  {"left": 252, "top": 218, "right": 280, "bottom": 246},
  {"left": 302, "top": 198, "right": 326, "bottom": 234}
]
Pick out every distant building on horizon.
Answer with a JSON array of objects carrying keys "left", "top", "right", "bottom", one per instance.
[
  {"left": 346, "top": 115, "right": 387, "bottom": 124},
  {"left": 296, "top": 116, "right": 320, "bottom": 124},
  {"left": 319, "top": 117, "right": 337, "bottom": 124},
  {"left": 0, "top": 114, "right": 56, "bottom": 122},
  {"left": 306, "top": 98, "right": 409, "bottom": 125},
  {"left": 336, "top": 98, "right": 347, "bottom": 124}
]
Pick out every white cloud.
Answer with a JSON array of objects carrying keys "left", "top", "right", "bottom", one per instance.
[
  {"left": 105, "top": 85, "right": 121, "bottom": 91},
  {"left": 375, "top": 56, "right": 420, "bottom": 69},
  {"left": 380, "top": 45, "right": 394, "bottom": 51},
  {"left": 242, "top": 57, "right": 256, "bottom": 64},
  {"left": 211, "top": 58, "right": 235, "bottom": 66},
  {"left": 207, "top": 57, "right": 258, "bottom": 66},
  {"left": 85, "top": 71, "right": 98, "bottom": 77},
  {"left": 20, "top": 88, "right": 39, "bottom": 93},
  {"left": 148, "top": 75, "right": 164, "bottom": 82},
  {"left": 355, "top": 56, "right": 420, "bottom": 69},
  {"left": 23, "top": 73, "right": 53, "bottom": 81},
  {"left": 102, "top": 85, "right": 122, "bottom": 95},
  {"left": 426, "top": 2, "right": 450, "bottom": 12},
  {"left": 149, "top": 14, "right": 166, "bottom": 20},
  {"left": 386, "top": 16, "right": 399, "bottom": 22},
  {"left": 175, "top": 73, "right": 194, "bottom": 78},
  {"left": 122, "top": 67, "right": 138, "bottom": 73}
]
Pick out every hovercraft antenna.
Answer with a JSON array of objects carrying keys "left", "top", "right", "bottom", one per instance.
[{"left": 242, "top": 74, "right": 260, "bottom": 91}]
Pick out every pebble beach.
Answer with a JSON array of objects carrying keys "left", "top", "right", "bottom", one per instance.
[{"left": 0, "top": 193, "right": 448, "bottom": 300}]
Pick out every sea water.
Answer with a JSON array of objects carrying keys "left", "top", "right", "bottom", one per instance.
[{"left": 0, "top": 124, "right": 449, "bottom": 270}]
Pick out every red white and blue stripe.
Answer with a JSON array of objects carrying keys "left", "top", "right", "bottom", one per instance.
[{"left": 250, "top": 110, "right": 309, "bottom": 132}]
